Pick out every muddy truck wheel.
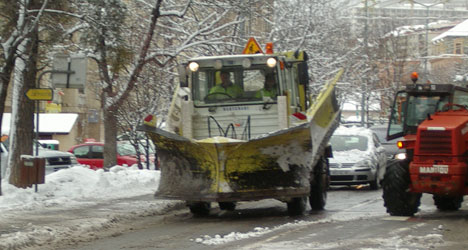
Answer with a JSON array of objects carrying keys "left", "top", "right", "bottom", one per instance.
[
  {"left": 309, "top": 157, "right": 329, "bottom": 211},
  {"left": 433, "top": 195, "right": 463, "bottom": 211},
  {"left": 187, "top": 202, "right": 211, "bottom": 216},
  {"left": 287, "top": 197, "right": 307, "bottom": 216},
  {"left": 382, "top": 161, "right": 421, "bottom": 216}
]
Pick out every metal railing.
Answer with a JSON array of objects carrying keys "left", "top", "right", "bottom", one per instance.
[{"left": 207, "top": 115, "right": 251, "bottom": 140}]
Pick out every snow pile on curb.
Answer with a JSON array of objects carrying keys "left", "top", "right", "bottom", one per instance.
[{"left": 0, "top": 165, "right": 178, "bottom": 249}]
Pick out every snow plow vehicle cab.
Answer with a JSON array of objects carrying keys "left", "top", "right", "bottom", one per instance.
[
  {"left": 140, "top": 39, "right": 342, "bottom": 216},
  {"left": 383, "top": 73, "right": 468, "bottom": 216}
]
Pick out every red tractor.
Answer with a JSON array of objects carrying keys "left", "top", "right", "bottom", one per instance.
[{"left": 383, "top": 73, "right": 468, "bottom": 216}]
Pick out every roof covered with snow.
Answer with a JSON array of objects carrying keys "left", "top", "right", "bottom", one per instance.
[
  {"left": 341, "top": 99, "right": 380, "bottom": 111},
  {"left": 432, "top": 19, "right": 468, "bottom": 43},
  {"left": 386, "top": 20, "right": 454, "bottom": 38},
  {"left": 333, "top": 125, "right": 373, "bottom": 137},
  {"left": 2, "top": 113, "right": 78, "bottom": 134}
]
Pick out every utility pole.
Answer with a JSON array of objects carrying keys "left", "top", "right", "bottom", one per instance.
[
  {"left": 412, "top": 1, "right": 443, "bottom": 79},
  {"left": 238, "top": 0, "right": 252, "bottom": 53},
  {"left": 361, "top": 0, "right": 369, "bottom": 127}
]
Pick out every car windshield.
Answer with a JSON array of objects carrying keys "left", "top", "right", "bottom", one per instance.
[
  {"left": 370, "top": 126, "right": 395, "bottom": 143},
  {"left": 372, "top": 127, "right": 386, "bottom": 142},
  {"left": 330, "top": 135, "right": 368, "bottom": 152},
  {"left": 117, "top": 143, "right": 138, "bottom": 156},
  {"left": 117, "top": 141, "right": 155, "bottom": 156}
]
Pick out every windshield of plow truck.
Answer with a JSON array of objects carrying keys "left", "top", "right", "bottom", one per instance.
[{"left": 191, "top": 66, "right": 279, "bottom": 106}]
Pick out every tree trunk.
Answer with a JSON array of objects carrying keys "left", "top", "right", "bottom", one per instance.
[
  {"left": 103, "top": 107, "right": 118, "bottom": 169},
  {"left": 9, "top": 30, "right": 37, "bottom": 187},
  {"left": 0, "top": 59, "right": 13, "bottom": 193},
  {"left": 0, "top": 39, "right": 16, "bottom": 192}
]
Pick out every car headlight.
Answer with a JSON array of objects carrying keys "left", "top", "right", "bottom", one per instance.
[
  {"left": 70, "top": 155, "right": 79, "bottom": 165},
  {"left": 394, "top": 153, "right": 407, "bottom": 160},
  {"left": 354, "top": 159, "right": 371, "bottom": 169}
]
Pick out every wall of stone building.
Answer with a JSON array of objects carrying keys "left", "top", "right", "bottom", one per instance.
[
  {"left": 50, "top": 58, "right": 103, "bottom": 144},
  {"left": 437, "top": 37, "right": 468, "bottom": 55},
  {"left": 53, "top": 127, "right": 79, "bottom": 152}
]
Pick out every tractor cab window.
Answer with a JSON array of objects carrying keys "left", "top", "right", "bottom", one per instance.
[
  {"left": 388, "top": 92, "right": 449, "bottom": 140},
  {"left": 388, "top": 91, "right": 407, "bottom": 140},
  {"left": 406, "top": 95, "right": 448, "bottom": 127},
  {"left": 453, "top": 89, "right": 468, "bottom": 107},
  {"left": 192, "top": 67, "right": 278, "bottom": 106}
]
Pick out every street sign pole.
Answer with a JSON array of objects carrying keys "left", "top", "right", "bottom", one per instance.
[
  {"left": 35, "top": 100, "right": 39, "bottom": 157},
  {"left": 34, "top": 99, "right": 39, "bottom": 193}
]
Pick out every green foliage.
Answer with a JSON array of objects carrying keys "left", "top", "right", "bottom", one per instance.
[{"left": 109, "top": 46, "right": 134, "bottom": 74}]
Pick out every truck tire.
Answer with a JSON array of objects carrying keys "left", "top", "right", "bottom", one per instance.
[
  {"left": 309, "top": 157, "right": 329, "bottom": 211},
  {"left": 433, "top": 195, "right": 463, "bottom": 211},
  {"left": 188, "top": 202, "right": 211, "bottom": 216},
  {"left": 219, "top": 202, "right": 236, "bottom": 211},
  {"left": 382, "top": 162, "right": 421, "bottom": 216},
  {"left": 287, "top": 197, "right": 307, "bottom": 216}
]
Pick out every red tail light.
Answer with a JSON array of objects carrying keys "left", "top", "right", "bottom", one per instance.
[{"left": 144, "top": 115, "right": 153, "bottom": 122}]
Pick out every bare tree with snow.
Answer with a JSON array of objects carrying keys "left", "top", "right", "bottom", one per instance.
[
  {"left": 0, "top": 0, "right": 70, "bottom": 188},
  {"left": 66, "top": 0, "right": 247, "bottom": 168}
]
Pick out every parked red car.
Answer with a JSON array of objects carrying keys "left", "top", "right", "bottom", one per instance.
[{"left": 68, "top": 141, "right": 155, "bottom": 170}]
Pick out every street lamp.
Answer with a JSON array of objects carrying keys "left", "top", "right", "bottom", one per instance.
[{"left": 412, "top": 0, "right": 443, "bottom": 78}]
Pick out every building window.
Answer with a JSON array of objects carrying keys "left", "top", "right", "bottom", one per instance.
[{"left": 455, "top": 42, "right": 462, "bottom": 54}]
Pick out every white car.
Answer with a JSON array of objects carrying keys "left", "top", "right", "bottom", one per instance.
[
  {"left": 329, "top": 126, "right": 387, "bottom": 190},
  {"left": 0, "top": 140, "right": 79, "bottom": 178}
]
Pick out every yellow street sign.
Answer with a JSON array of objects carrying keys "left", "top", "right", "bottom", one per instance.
[
  {"left": 25, "top": 88, "right": 53, "bottom": 101},
  {"left": 242, "top": 37, "right": 264, "bottom": 54}
]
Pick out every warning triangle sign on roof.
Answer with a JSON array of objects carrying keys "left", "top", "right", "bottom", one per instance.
[{"left": 242, "top": 37, "right": 264, "bottom": 54}]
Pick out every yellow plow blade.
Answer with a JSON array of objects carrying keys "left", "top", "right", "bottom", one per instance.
[{"left": 141, "top": 124, "right": 312, "bottom": 201}]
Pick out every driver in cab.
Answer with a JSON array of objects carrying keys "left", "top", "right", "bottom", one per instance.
[
  {"left": 255, "top": 73, "right": 277, "bottom": 99},
  {"left": 207, "top": 71, "right": 243, "bottom": 99}
]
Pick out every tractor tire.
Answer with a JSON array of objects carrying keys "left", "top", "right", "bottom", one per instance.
[
  {"left": 218, "top": 202, "right": 236, "bottom": 211},
  {"left": 382, "top": 162, "right": 421, "bottom": 216},
  {"left": 309, "top": 157, "right": 329, "bottom": 211},
  {"left": 188, "top": 202, "right": 211, "bottom": 216},
  {"left": 287, "top": 197, "right": 307, "bottom": 216},
  {"left": 433, "top": 195, "right": 463, "bottom": 211}
]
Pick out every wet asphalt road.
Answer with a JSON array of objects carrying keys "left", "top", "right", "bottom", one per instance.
[{"left": 49, "top": 186, "right": 468, "bottom": 250}]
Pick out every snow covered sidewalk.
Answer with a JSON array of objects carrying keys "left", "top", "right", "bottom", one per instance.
[{"left": 0, "top": 166, "right": 180, "bottom": 249}]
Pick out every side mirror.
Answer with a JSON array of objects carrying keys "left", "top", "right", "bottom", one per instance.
[{"left": 178, "top": 65, "right": 188, "bottom": 87}]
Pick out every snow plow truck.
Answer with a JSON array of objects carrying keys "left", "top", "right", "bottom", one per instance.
[
  {"left": 139, "top": 38, "right": 343, "bottom": 216},
  {"left": 383, "top": 72, "right": 468, "bottom": 216}
]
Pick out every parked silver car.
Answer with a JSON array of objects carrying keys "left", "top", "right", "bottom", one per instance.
[
  {"left": 369, "top": 124, "right": 405, "bottom": 160},
  {"left": 0, "top": 139, "right": 79, "bottom": 178},
  {"left": 329, "top": 126, "right": 387, "bottom": 190}
]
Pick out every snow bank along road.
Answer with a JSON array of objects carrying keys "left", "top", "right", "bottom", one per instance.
[{"left": 0, "top": 194, "right": 183, "bottom": 250}]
